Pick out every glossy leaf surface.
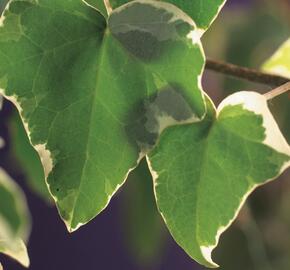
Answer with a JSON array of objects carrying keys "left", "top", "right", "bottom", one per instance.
[
  {"left": 92, "top": 0, "right": 226, "bottom": 30},
  {"left": 0, "top": 0, "right": 205, "bottom": 231},
  {"left": 148, "top": 92, "right": 290, "bottom": 267}
]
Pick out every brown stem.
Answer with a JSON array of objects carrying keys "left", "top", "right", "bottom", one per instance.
[{"left": 205, "top": 58, "right": 289, "bottom": 86}]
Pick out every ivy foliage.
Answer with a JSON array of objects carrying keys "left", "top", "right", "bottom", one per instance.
[
  {"left": 0, "top": 0, "right": 289, "bottom": 268},
  {"left": 148, "top": 93, "right": 290, "bottom": 267},
  {"left": 89, "top": 0, "right": 226, "bottom": 30},
  {"left": 0, "top": 0, "right": 205, "bottom": 232}
]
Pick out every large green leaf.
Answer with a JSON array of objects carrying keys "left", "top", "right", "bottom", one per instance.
[
  {"left": 148, "top": 92, "right": 290, "bottom": 268},
  {"left": 0, "top": 0, "right": 206, "bottom": 231},
  {"left": 0, "top": 168, "right": 30, "bottom": 267},
  {"left": 90, "top": 0, "right": 226, "bottom": 31},
  {"left": 263, "top": 38, "right": 290, "bottom": 79}
]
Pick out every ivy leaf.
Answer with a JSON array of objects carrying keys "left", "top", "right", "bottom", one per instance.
[
  {"left": 9, "top": 111, "right": 51, "bottom": 202},
  {"left": 0, "top": 168, "right": 30, "bottom": 267},
  {"left": 263, "top": 38, "right": 290, "bottom": 79},
  {"left": 91, "top": 0, "right": 226, "bottom": 31},
  {"left": 0, "top": 0, "right": 206, "bottom": 231},
  {"left": 147, "top": 92, "right": 290, "bottom": 268}
]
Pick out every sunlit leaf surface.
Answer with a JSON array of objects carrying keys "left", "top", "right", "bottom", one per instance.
[
  {"left": 148, "top": 92, "right": 290, "bottom": 267},
  {"left": 0, "top": 0, "right": 205, "bottom": 231}
]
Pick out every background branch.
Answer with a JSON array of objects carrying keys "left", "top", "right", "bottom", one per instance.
[{"left": 205, "top": 58, "right": 289, "bottom": 86}]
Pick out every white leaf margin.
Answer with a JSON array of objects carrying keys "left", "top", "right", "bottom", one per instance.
[
  {"left": 0, "top": 0, "right": 208, "bottom": 232},
  {"left": 147, "top": 91, "right": 290, "bottom": 267},
  {"left": 202, "top": 91, "right": 290, "bottom": 266}
]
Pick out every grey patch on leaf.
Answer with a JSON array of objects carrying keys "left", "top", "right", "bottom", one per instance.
[
  {"left": 108, "top": 0, "right": 194, "bottom": 61},
  {"left": 127, "top": 85, "right": 195, "bottom": 152}
]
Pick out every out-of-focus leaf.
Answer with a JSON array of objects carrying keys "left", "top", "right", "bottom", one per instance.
[
  {"left": 9, "top": 112, "right": 51, "bottom": 202},
  {"left": 121, "top": 159, "right": 166, "bottom": 266},
  {"left": 263, "top": 38, "right": 290, "bottom": 79},
  {"left": 0, "top": 168, "right": 30, "bottom": 267}
]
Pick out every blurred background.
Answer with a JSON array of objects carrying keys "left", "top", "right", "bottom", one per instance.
[{"left": 0, "top": 0, "right": 289, "bottom": 269}]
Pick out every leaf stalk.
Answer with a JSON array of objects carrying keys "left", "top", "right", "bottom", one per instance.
[
  {"left": 264, "top": 82, "right": 290, "bottom": 100},
  {"left": 104, "top": 0, "right": 113, "bottom": 15}
]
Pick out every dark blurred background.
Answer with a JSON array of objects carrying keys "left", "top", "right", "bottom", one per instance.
[{"left": 0, "top": 0, "right": 290, "bottom": 269}]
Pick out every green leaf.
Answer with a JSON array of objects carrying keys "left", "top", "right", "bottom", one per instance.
[
  {"left": 0, "top": 0, "right": 206, "bottom": 231},
  {"left": 91, "top": 0, "right": 226, "bottom": 31},
  {"left": 0, "top": 168, "right": 30, "bottom": 267},
  {"left": 9, "top": 112, "right": 51, "bottom": 202},
  {"left": 147, "top": 92, "right": 290, "bottom": 268},
  {"left": 263, "top": 38, "right": 290, "bottom": 79}
]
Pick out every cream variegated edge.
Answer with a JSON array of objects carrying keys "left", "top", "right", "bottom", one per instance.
[
  {"left": 84, "top": 0, "right": 227, "bottom": 36},
  {"left": 146, "top": 93, "right": 217, "bottom": 266},
  {"left": 200, "top": 92, "right": 290, "bottom": 266},
  {"left": 0, "top": 89, "right": 145, "bottom": 233},
  {"left": 110, "top": 0, "right": 208, "bottom": 126},
  {"left": 0, "top": 0, "right": 10, "bottom": 27},
  {"left": 0, "top": 0, "right": 126, "bottom": 232},
  {"left": 0, "top": 0, "right": 208, "bottom": 232},
  {"left": 147, "top": 91, "right": 290, "bottom": 267},
  {"left": 0, "top": 0, "right": 54, "bottom": 179},
  {"left": 69, "top": 153, "right": 145, "bottom": 231},
  {"left": 198, "top": 0, "right": 226, "bottom": 34},
  {"left": 0, "top": 92, "right": 54, "bottom": 177},
  {"left": 82, "top": 0, "right": 102, "bottom": 13}
]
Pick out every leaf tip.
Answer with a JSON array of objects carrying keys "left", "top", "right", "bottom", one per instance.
[
  {"left": 63, "top": 220, "right": 80, "bottom": 234},
  {"left": 200, "top": 245, "right": 219, "bottom": 268},
  {"left": 12, "top": 240, "right": 30, "bottom": 268}
]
